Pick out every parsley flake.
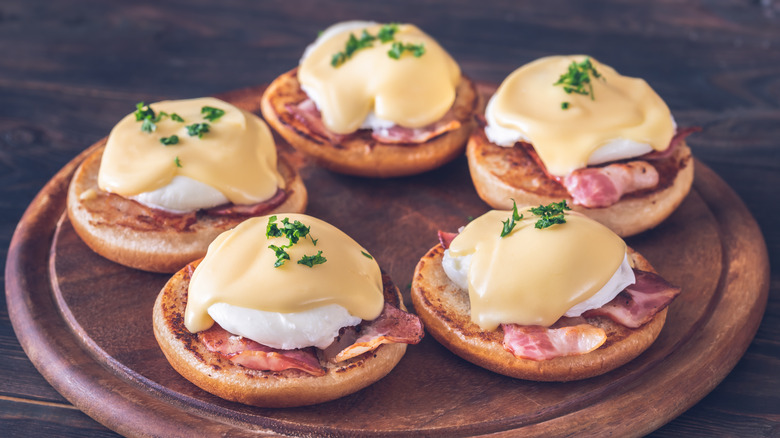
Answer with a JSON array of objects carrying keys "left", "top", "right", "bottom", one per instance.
[
  {"left": 553, "top": 57, "right": 604, "bottom": 104},
  {"left": 361, "top": 251, "right": 373, "bottom": 260},
  {"left": 201, "top": 106, "right": 225, "bottom": 122},
  {"left": 500, "top": 199, "right": 524, "bottom": 237},
  {"left": 174, "top": 156, "right": 182, "bottom": 168},
  {"left": 298, "top": 250, "right": 327, "bottom": 268},
  {"left": 561, "top": 102, "right": 570, "bottom": 110},
  {"left": 377, "top": 23, "right": 399, "bottom": 43},
  {"left": 269, "top": 244, "right": 291, "bottom": 268},
  {"left": 388, "top": 41, "right": 425, "bottom": 60},
  {"left": 330, "top": 23, "right": 423, "bottom": 67},
  {"left": 134, "top": 102, "right": 180, "bottom": 132},
  {"left": 160, "top": 135, "right": 179, "bottom": 146},
  {"left": 530, "top": 200, "right": 571, "bottom": 229},
  {"left": 141, "top": 118, "right": 156, "bottom": 133},
  {"left": 186, "top": 122, "right": 210, "bottom": 138},
  {"left": 265, "top": 216, "right": 319, "bottom": 268},
  {"left": 134, "top": 102, "right": 156, "bottom": 122}
]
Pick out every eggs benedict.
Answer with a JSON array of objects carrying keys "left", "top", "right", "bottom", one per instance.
[
  {"left": 153, "top": 214, "right": 424, "bottom": 407},
  {"left": 411, "top": 202, "right": 681, "bottom": 381},
  {"left": 467, "top": 55, "right": 695, "bottom": 236},
  {"left": 67, "top": 97, "right": 307, "bottom": 273},
  {"left": 261, "top": 21, "right": 479, "bottom": 177}
]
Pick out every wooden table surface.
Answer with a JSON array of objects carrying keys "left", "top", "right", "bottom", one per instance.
[{"left": 1, "top": 1, "right": 778, "bottom": 436}]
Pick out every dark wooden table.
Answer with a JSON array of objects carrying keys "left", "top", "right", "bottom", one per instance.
[{"left": 2, "top": 1, "right": 778, "bottom": 436}]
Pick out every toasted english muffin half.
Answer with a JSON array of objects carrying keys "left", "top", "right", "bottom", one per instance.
[
  {"left": 466, "top": 128, "right": 694, "bottom": 237},
  {"left": 67, "top": 143, "right": 307, "bottom": 273},
  {"left": 411, "top": 245, "right": 667, "bottom": 382},
  {"left": 153, "top": 260, "right": 408, "bottom": 407},
  {"left": 261, "top": 68, "right": 479, "bottom": 178}
]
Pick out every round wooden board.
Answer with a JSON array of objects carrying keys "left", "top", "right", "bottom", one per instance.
[{"left": 5, "top": 85, "right": 769, "bottom": 437}]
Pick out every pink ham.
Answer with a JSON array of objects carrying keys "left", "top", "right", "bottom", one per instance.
[
  {"left": 371, "top": 117, "right": 460, "bottom": 144},
  {"left": 286, "top": 99, "right": 348, "bottom": 143},
  {"left": 583, "top": 269, "right": 681, "bottom": 328},
  {"left": 329, "top": 302, "right": 424, "bottom": 363},
  {"left": 199, "top": 324, "right": 326, "bottom": 376},
  {"left": 438, "top": 230, "right": 459, "bottom": 249},
  {"left": 562, "top": 161, "right": 659, "bottom": 208},
  {"left": 642, "top": 126, "right": 700, "bottom": 161},
  {"left": 204, "top": 188, "right": 289, "bottom": 217},
  {"left": 501, "top": 322, "right": 607, "bottom": 361},
  {"left": 288, "top": 98, "right": 459, "bottom": 144}
]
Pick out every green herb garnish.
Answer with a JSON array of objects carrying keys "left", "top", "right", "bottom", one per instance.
[
  {"left": 331, "top": 30, "right": 377, "bottom": 67},
  {"left": 134, "top": 102, "right": 181, "bottom": 132},
  {"left": 141, "top": 118, "right": 156, "bottom": 133},
  {"left": 269, "top": 244, "right": 291, "bottom": 268},
  {"left": 265, "top": 216, "right": 321, "bottom": 268},
  {"left": 388, "top": 41, "right": 425, "bottom": 60},
  {"left": 174, "top": 156, "right": 182, "bottom": 168},
  {"left": 186, "top": 122, "right": 210, "bottom": 138},
  {"left": 298, "top": 251, "right": 327, "bottom": 268},
  {"left": 530, "top": 200, "right": 571, "bottom": 229},
  {"left": 201, "top": 106, "right": 225, "bottom": 122},
  {"left": 134, "top": 102, "right": 156, "bottom": 121},
  {"left": 553, "top": 57, "right": 603, "bottom": 102},
  {"left": 331, "top": 23, "right": 423, "bottom": 67},
  {"left": 361, "top": 251, "right": 373, "bottom": 260},
  {"left": 561, "top": 102, "right": 570, "bottom": 110},
  {"left": 500, "top": 199, "right": 524, "bottom": 237},
  {"left": 160, "top": 135, "right": 179, "bottom": 146},
  {"left": 377, "top": 23, "right": 399, "bottom": 43}
]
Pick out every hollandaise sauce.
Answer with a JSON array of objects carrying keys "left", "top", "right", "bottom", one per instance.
[
  {"left": 98, "top": 97, "right": 284, "bottom": 204},
  {"left": 448, "top": 209, "right": 627, "bottom": 330},
  {"left": 486, "top": 55, "right": 675, "bottom": 176},
  {"left": 298, "top": 22, "right": 460, "bottom": 133},
  {"left": 184, "top": 214, "right": 384, "bottom": 333}
]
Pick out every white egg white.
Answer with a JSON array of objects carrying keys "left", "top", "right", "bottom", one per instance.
[
  {"left": 441, "top": 249, "right": 635, "bottom": 318},
  {"left": 207, "top": 302, "right": 362, "bottom": 350},
  {"left": 130, "top": 175, "right": 229, "bottom": 213}
]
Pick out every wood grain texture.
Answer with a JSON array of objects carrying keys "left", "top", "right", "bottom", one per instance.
[{"left": 2, "top": 0, "right": 779, "bottom": 436}]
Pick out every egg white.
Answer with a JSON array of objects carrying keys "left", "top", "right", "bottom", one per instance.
[
  {"left": 441, "top": 249, "right": 635, "bottom": 318},
  {"left": 483, "top": 94, "right": 675, "bottom": 167},
  {"left": 207, "top": 302, "right": 362, "bottom": 350},
  {"left": 130, "top": 175, "right": 229, "bottom": 213}
]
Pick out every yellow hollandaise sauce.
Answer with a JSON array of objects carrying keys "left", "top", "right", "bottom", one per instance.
[
  {"left": 298, "top": 22, "right": 460, "bottom": 134},
  {"left": 448, "top": 209, "right": 627, "bottom": 330},
  {"left": 488, "top": 55, "right": 675, "bottom": 176},
  {"left": 98, "top": 97, "right": 284, "bottom": 204},
  {"left": 184, "top": 214, "right": 384, "bottom": 333}
]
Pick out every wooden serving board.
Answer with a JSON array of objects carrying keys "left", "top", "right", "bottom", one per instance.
[{"left": 5, "top": 85, "right": 769, "bottom": 437}]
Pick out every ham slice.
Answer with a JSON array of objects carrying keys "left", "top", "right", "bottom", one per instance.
[
  {"left": 101, "top": 192, "right": 197, "bottom": 232},
  {"left": 501, "top": 322, "right": 607, "bottom": 361},
  {"left": 198, "top": 301, "right": 423, "bottom": 373},
  {"left": 199, "top": 324, "right": 326, "bottom": 376},
  {"left": 642, "top": 126, "right": 700, "bottom": 161},
  {"left": 500, "top": 269, "right": 679, "bottom": 360},
  {"left": 288, "top": 98, "right": 459, "bottom": 144},
  {"left": 286, "top": 99, "right": 348, "bottom": 143},
  {"left": 204, "top": 188, "right": 289, "bottom": 217},
  {"left": 328, "top": 302, "right": 425, "bottom": 363},
  {"left": 562, "top": 161, "right": 659, "bottom": 208},
  {"left": 371, "top": 117, "right": 460, "bottom": 144},
  {"left": 438, "top": 230, "right": 458, "bottom": 249},
  {"left": 583, "top": 269, "right": 681, "bottom": 328}
]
